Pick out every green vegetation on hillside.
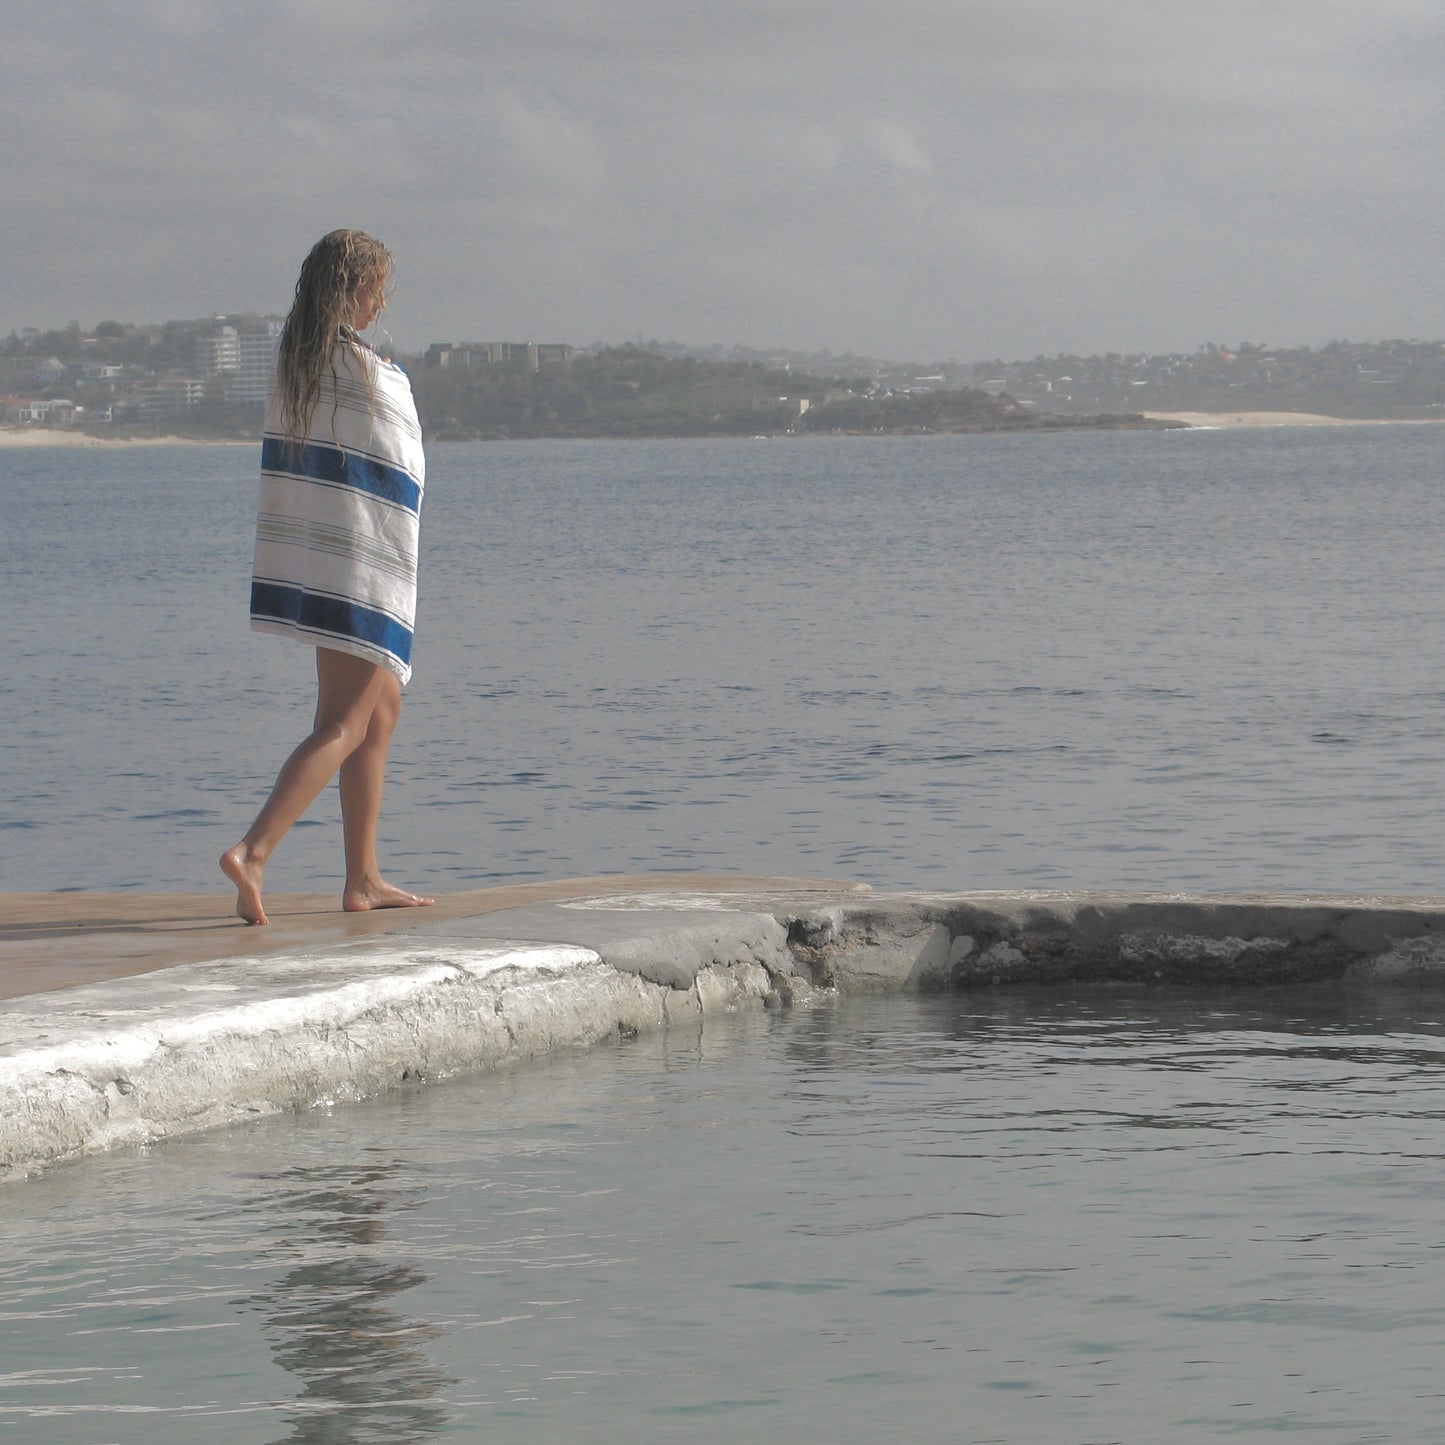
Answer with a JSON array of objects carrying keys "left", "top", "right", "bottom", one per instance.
[
  {"left": 794, "top": 387, "right": 1159, "bottom": 434},
  {"left": 412, "top": 346, "right": 843, "bottom": 438},
  {"left": 410, "top": 344, "right": 1162, "bottom": 439},
  {"left": 953, "top": 339, "right": 1445, "bottom": 418}
]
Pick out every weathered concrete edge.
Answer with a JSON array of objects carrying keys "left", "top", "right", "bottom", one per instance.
[
  {"left": 12, "top": 885, "right": 1445, "bottom": 1180},
  {"left": 780, "top": 888, "right": 1445, "bottom": 991},
  {"left": 0, "top": 921, "right": 813, "bottom": 1182}
]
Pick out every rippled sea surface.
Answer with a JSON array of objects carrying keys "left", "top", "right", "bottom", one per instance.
[
  {"left": 5, "top": 425, "right": 1445, "bottom": 895},
  {"left": 4, "top": 990, "right": 1445, "bottom": 1443},
  {"left": 8, "top": 432, "right": 1445, "bottom": 1442}
]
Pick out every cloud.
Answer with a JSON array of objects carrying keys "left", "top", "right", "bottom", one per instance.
[
  {"left": 867, "top": 122, "right": 932, "bottom": 175},
  {"left": 5, "top": 0, "right": 1445, "bottom": 358}
]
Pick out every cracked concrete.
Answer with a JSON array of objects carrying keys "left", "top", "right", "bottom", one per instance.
[{"left": 8, "top": 877, "right": 1445, "bottom": 1180}]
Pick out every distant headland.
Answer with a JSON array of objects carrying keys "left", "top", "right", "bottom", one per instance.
[{"left": 7, "top": 319, "right": 1445, "bottom": 442}]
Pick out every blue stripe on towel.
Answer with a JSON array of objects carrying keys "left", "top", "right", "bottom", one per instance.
[
  {"left": 261, "top": 436, "right": 422, "bottom": 513},
  {"left": 250, "top": 582, "right": 413, "bottom": 666}
]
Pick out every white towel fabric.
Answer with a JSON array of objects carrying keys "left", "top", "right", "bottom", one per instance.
[{"left": 250, "top": 340, "right": 425, "bottom": 683}]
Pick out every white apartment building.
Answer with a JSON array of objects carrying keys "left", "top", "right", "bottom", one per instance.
[
  {"left": 196, "top": 325, "right": 240, "bottom": 377},
  {"left": 196, "top": 317, "right": 283, "bottom": 404},
  {"left": 233, "top": 319, "right": 283, "bottom": 404}
]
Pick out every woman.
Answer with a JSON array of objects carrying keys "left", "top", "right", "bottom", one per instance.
[{"left": 220, "top": 229, "right": 433, "bottom": 926}]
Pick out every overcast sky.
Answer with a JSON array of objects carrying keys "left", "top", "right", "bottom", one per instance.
[{"left": 6, "top": 0, "right": 1445, "bottom": 361}]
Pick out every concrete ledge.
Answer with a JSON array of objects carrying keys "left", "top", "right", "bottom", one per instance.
[
  {"left": 0, "top": 928, "right": 805, "bottom": 1181},
  {"left": 780, "top": 889, "right": 1445, "bottom": 990},
  {"left": 9, "top": 881, "right": 1445, "bottom": 1180},
  {"left": 0, "top": 873, "right": 868, "bottom": 1000}
]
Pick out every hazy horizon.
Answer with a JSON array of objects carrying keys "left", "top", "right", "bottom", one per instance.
[
  {"left": 12, "top": 313, "right": 1445, "bottom": 374},
  {"left": 6, "top": 1, "right": 1445, "bottom": 361}
]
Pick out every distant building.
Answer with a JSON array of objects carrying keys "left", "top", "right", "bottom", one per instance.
[
  {"left": 2, "top": 395, "right": 42, "bottom": 423},
  {"left": 4, "top": 395, "right": 73, "bottom": 424},
  {"left": 425, "top": 341, "right": 526, "bottom": 368},
  {"left": 196, "top": 316, "right": 282, "bottom": 404},
  {"left": 232, "top": 319, "right": 283, "bottom": 404},
  {"left": 528, "top": 343, "right": 575, "bottom": 368},
  {"left": 424, "top": 341, "right": 574, "bottom": 371},
  {"left": 35, "top": 357, "right": 67, "bottom": 383},
  {"left": 196, "top": 325, "right": 240, "bottom": 377},
  {"left": 136, "top": 376, "right": 206, "bottom": 418}
]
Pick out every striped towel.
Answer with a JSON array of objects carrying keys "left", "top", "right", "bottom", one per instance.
[{"left": 250, "top": 341, "right": 425, "bottom": 684}]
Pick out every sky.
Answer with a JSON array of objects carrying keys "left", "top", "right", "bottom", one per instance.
[{"left": 6, "top": 0, "right": 1445, "bottom": 362}]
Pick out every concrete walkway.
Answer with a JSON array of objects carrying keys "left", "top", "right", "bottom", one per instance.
[
  {"left": 7, "top": 876, "right": 1445, "bottom": 1181},
  {"left": 0, "top": 874, "right": 867, "bottom": 1001}
]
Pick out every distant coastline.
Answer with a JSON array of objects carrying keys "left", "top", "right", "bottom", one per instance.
[
  {"left": 8, "top": 414, "right": 1445, "bottom": 447},
  {"left": 1142, "top": 411, "right": 1445, "bottom": 428},
  {"left": 0, "top": 426, "right": 251, "bottom": 448},
  {"left": 14, "top": 325, "right": 1445, "bottom": 443},
  {"left": 2, "top": 421, "right": 1180, "bottom": 446}
]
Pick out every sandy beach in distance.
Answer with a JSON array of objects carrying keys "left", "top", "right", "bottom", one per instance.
[
  {"left": 0, "top": 427, "right": 249, "bottom": 448},
  {"left": 4, "top": 417, "right": 1438, "bottom": 446},
  {"left": 1143, "top": 410, "right": 1443, "bottom": 428}
]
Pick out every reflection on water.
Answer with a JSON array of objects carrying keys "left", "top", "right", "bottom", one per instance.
[
  {"left": 4, "top": 989, "right": 1445, "bottom": 1442},
  {"left": 242, "top": 1162, "right": 453, "bottom": 1444}
]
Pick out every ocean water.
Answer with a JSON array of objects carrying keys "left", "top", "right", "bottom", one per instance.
[
  {"left": 7, "top": 430, "right": 1445, "bottom": 1442},
  {"left": 3, "top": 424, "right": 1445, "bottom": 897},
  {"left": 4, "top": 988, "right": 1445, "bottom": 1443}
]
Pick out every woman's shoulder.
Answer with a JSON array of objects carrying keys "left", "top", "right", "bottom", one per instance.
[
  {"left": 332, "top": 336, "right": 412, "bottom": 389},
  {"left": 331, "top": 333, "right": 373, "bottom": 378}
]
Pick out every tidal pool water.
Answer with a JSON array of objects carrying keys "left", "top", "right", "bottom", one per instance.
[{"left": 4, "top": 988, "right": 1445, "bottom": 1444}]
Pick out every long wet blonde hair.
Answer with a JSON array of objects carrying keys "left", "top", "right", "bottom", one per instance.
[{"left": 274, "top": 229, "right": 393, "bottom": 444}]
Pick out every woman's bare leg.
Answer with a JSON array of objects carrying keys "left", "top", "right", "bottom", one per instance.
[
  {"left": 220, "top": 650, "right": 390, "bottom": 925},
  {"left": 339, "top": 669, "right": 434, "bottom": 913}
]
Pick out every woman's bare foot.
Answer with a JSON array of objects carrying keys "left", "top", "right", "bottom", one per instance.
[
  {"left": 342, "top": 877, "right": 436, "bottom": 913},
  {"left": 220, "top": 844, "right": 268, "bottom": 925}
]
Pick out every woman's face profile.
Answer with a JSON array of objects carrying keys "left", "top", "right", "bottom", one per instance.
[{"left": 349, "top": 268, "right": 390, "bottom": 330}]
